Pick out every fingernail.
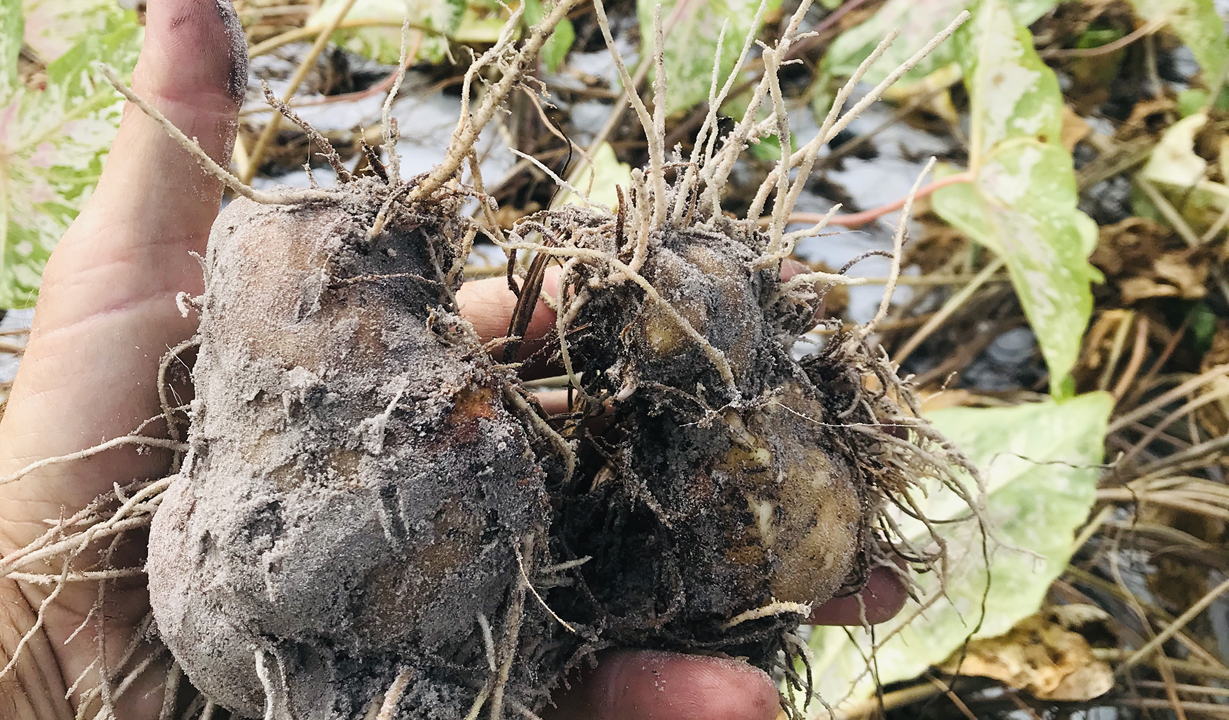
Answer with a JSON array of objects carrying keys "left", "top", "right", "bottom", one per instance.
[{"left": 214, "top": 0, "right": 248, "bottom": 105}]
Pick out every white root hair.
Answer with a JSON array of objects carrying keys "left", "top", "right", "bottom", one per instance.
[
  {"left": 411, "top": 0, "right": 583, "bottom": 202},
  {"left": 720, "top": 600, "right": 812, "bottom": 629},
  {"left": 861, "top": 157, "right": 937, "bottom": 338}
]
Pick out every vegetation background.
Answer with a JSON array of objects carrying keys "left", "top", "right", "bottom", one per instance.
[{"left": 4, "top": 0, "right": 1229, "bottom": 716}]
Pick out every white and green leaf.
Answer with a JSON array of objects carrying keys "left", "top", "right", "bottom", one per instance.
[
  {"left": 638, "top": 0, "right": 783, "bottom": 116},
  {"left": 821, "top": 0, "right": 1057, "bottom": 86},
  {"left": 0, "top": 0, "right": 142, "bottom": 309},
  {"left": 806, "top": 393, "right": 1113, "bottom": 713},
  {"left": 1128, "top": 0, "right": 1227, "bottom": 87},
  {"left": 1, "top": 0, "right": 19, "bottom": 101},
  {"left": 309, "top": 0, "right": 466, "bottom": 64},
  {"left": 1133, "top": 111, "right": 1229, "bottom": 236},
  {"left": 21, "top": 0, "right": 128, "bottom": 63},
  {"left": 932, "top": 0, "right": 1100, "bottom": 397}
]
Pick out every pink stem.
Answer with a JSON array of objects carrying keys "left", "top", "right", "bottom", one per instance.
[{"left": 787, "top": 171, "right": 976, "bottom": 229}]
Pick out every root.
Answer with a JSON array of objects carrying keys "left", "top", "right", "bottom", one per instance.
[
  {"left": 0, "top": 435, "right": 186, "bottom": 488},
  {"left": 510, "top": 150, "right": 593, "bottom": 209},
  {"left": 259, "top": 82, "right": 353, "bottom": 183},
  {"left": 98, "top": 66, "right": 330, "bottom": 205},
  {"left": 748, "top": 13, "right": 968, "bottom": 225},
  {"left": 514, "top": 544, "right": 577, "bottom": 634},
  {"left": 478, "top": 613, "right": 498, "bottom": 672},
  {"left": 860, "top": 157, "right": 935, "bottom": 339},
  {"left": 7, "top": 568, "right": 143, "bottom": 584},
  {"left": 489, "top": 535, "right": 535, "bottom": 720},
  {"left": 0, "top": 560, "right": 70, "bottom": 684},
  {"left": 552, "top": 257, "right": 596, "bottom": 405},
  {"left": 158, "top": 662, "right": 182, "bottom": 720},
  {"left": 496, "top": 234, "right": 737, "bottom": 389},
  {"left": 375, "top": 668, "right": 414, "bottom": 720},
  {"left": 382, "top": 21, "right": 414, "bottom": 185},
  {"left": 591, "top": 0, "right": 660, "bottom": 219},
  {"left": 648, "top": 7, "right": 669, "bottom": 227},
  {"left": 367, "top": 183, "right": 417, "bottom": 239},
  {"left": 719, "top": 600, "right": 812, "bottom": 630},
  {"left": 412, "top": 0, "right": 583, "bottom": 202},
  {"left": 504, "top": 385, "right": 576, "bottom": 485},
  {"left": 157, "top": 337, "right": 199, "bottom": 471},
  {"left": 1, "top": 477, "right": 170, "bottom": 579}
]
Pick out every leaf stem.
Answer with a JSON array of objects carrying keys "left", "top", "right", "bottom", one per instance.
[{"left": 778, "top": 170, "right": 975, "bottom": 229}]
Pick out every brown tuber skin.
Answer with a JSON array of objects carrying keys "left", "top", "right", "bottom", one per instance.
[
  {"left": 546, "top": 218, "right": 884, "bottom": 666},
  {"left": 147, "top": 182, "right": 551, "bottom": 718}
]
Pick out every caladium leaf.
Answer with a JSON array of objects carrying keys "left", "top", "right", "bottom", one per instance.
[
  {"left": 1, "top": 0, "right": 142, "bottom": 309},
  {"left": 1128, "top": 0, "right": 1227, "bottom": 87},
  {"left": 806, "top": 393, "right": 1113, "bottom": 712},
  {"left": 821, "top": 0, "right": 1057, "bottom": 85},
  {"left": 21, "top": 0, "right": 128, "bottom": 64},
  {"left": 932, "top": 0, "right": 1100, "bottom": 397},
  {"left": 638, "top": 0, "right": 783, "bottom": 116},
  {"left": 309, "top": 0, "right": 466, "bottom": 64}
]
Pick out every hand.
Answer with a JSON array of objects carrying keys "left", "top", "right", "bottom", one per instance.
[{"left": 0, "top": 2, "right": 903, "bottom": 718}]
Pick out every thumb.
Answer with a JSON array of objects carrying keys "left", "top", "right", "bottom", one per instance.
[
  {"left": 2, "top": 0, "right": 248, "bottom": 543},
  {"left": 52, "top": 0, "right": 246, "bottom": 268},
  {"left": 86, "top": 0, "right": 246, "bottom": 238},
  {"left": 35, "top": 0, "right": 247, "bottom": 333}
]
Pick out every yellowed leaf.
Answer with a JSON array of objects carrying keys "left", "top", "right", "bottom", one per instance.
[
  {"left": 941, "top": 605, "right": 1115, "bottom": 701},
  {"left": 1060, "top": 106, "right": 1091, "bottom": 153}
]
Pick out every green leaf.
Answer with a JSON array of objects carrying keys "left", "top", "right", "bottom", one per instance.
[
  {"left": 821, "top": 0, "right": 1057, "bottom": 86},
  {"left": 1133, "top": 111, "right": 1229, "bottom": 236},
  {"left": 0, "top": 4, "right": 142, "bottom": 309},
  {"left": 522, "top": 0, "right": 575, "bottom": 73},
  {"left": 807, "top": 393, "right": 1113, "bottom": 708},
  {"left": 931, "top": 0, "right": 1100, "bottom": 397},
  {"left": 1178, "top": 88, "right": 1210, "bottom": 117},
  {"left": 1128, "top": 0, "right": 1228, "bottom": 87},
  {"left": 639, "top": 0, "right": 783, "bottom": 116},
  {"left": 1141, "top": 112, "right": 1208, "bottom": 188},
  {"left": 309, "top": 0, "right": 465, "bottom": 64}
]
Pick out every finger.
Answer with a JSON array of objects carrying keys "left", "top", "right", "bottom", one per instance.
[
  {"left": 809, "top": 565, "right": 908, "bottom": 626},
  {"left": 543, "top": 650, "right": 780, "bottom": 720},
  {"left": 456, "top": 271, "right": 561, "bottom": 373}
]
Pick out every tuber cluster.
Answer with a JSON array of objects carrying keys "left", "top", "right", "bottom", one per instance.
[{"left": 101, "top": 1, "right": 979, "bottom": 718}]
